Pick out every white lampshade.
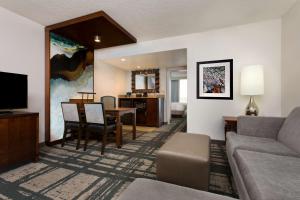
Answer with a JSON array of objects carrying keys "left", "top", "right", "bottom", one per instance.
[{"left": 241, "top": 65, "right": 264, "bottom": 95}]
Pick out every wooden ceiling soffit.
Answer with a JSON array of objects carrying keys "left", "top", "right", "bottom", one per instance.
[{"left": 45, "top": 11, "right": 137, "bottom": 49}]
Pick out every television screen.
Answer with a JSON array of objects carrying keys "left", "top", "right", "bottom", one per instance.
[{"left": 0, "top": 71, "right": 28, "bottom": 109}]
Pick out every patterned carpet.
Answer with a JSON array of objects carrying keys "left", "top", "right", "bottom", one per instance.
[{"left": 0, "top": 118, "right": 238, "bottom": 200}]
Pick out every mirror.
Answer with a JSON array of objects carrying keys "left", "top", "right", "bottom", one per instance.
[
  {"left": 132, "top": 69, "right": 159, "bottom": 93},
  {"left": 135, "top": 74, "right": 146, "bottom": 90},
  {"left": 147, "top": 74, "right": 156, "bottom": 89}
]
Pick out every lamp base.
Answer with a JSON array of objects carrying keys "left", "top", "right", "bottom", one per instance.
[{"left": 246, "top": 96, "right": 258, "bottom": 116}]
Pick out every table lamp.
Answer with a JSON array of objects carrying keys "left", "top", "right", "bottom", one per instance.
[{"left": 240, "top": 65, "right": 264, "bottom": 116}]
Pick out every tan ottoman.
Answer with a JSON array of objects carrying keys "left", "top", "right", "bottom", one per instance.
[{"left": 156, "top": 132, "right": 210, "bottom": 191}]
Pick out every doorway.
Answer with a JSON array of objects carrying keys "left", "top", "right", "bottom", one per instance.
[{"left": 166, "top": 66, "right": 187, "bottom": 123}]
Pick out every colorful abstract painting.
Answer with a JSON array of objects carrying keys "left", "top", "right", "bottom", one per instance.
[
  {"left": 50, "top": 33, "right": 94, "bottom": 141},
  {"left": 197, "top": 59, "right": 233, "bottom": 99},
  {"left": 203, "top": 66, "right": 225, "bottom": 93}
]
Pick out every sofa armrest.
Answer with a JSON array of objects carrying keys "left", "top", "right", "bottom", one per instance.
[{"left": 237, "top": 116, "right": 285, "bottom": 139}]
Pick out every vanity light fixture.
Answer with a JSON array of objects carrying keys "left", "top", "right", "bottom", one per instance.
[{"left": 94, "top": 35, "right": 101, "bottom": 43}]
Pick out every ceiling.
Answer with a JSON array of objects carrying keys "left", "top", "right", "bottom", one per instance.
[
  {"left": 102, "top": 49, "right": 187, "bottom": 71},
  {"left": 0, "top": 0, "right": 297, "bottom": 41}
]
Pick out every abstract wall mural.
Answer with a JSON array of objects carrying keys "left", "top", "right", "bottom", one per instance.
[{"left": 50, "top": 33, "right": 94, "bottom": 141}]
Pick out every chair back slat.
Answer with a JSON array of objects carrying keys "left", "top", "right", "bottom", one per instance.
[
  {"left": 101, "top": 96, "right": 116, "bottom": 110},
  {"left": 61, "top": 103, "right": 80, "bottom": 122},
  {"left": 84, "top": 103, "right": 105, "bottom": 125}
]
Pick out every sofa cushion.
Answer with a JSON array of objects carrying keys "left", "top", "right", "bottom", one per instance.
[
  {"left": 237, "top": 116, "right": 285, "bottom": 139},
  {"left": 117, "top": 178, "right": 235, "bottom": 200},
  {"left": 278, "top": 107, "right": 300, "bottom": 154},
  {"left": 227, "top": 132, "right": 298, "bottom": 157},
  {"left": 234, "top": 150, "right": 300, "bottom": 200}
]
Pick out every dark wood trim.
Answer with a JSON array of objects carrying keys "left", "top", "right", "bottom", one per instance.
[
  {"left": 45, "top": 28, "right": 51, "bottom": 145},
  {"left": 196, "top": 59, "right": 233, "bottom": 100},
  {"left": 45, "top": 11, "right": 136, "bottom": 43},
  {"left": 39, "top": 142, "right": 46, "bottom": 148},
  {"left": 35, "top": 115, "right": 39, "bottom": 161},
  {"left": 47, "top": 139, "right": 63, "bottom": 146},
  {"left": 100, "top": 11, "right": 137, "bottom": 43},
  {"left": 211, "top": 139, "right": 226, "bottom": 145}
]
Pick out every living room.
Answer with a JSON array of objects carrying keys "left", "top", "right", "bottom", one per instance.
[{"left": 0, "top": 0, "right": 299, "bottom": 200}]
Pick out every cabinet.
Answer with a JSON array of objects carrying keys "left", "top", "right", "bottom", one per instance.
[
  {"left": 119, "top": 97, "right": 164, "bottom": 127},
  {"left": 223, "top": 116, "right": 237, "bottom": 142},
  {"left": 0, "top": 112, "right": 39, "bottom": 172}
]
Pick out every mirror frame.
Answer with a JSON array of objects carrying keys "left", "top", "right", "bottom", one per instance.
[{"left": 131, "top": 69, "right": 159, "bottom": 93}]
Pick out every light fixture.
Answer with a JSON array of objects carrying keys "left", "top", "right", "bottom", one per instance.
[
  {"left": 136, "top": 66, "right": 141, "bottom": 69},
  {"left": 94, "top": 35, "right": 101, "bottom": 43},
  {"left": 241, "top": 65, "right": 264, "bottom": 116},
  {"left": 121, "top": 58, "right": 126, "bottom": 62}
]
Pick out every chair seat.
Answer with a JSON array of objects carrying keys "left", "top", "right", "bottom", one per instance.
[
  {"left": 65, "top": 121, "right": 81, "bottom": 129},
  {"left": 86, "top": 123, "right": 116, "bottom": 133}
]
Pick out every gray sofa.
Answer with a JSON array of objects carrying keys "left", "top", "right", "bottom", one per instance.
[{"left": 227, "top": 107, "right": 300, "bottom": 200}]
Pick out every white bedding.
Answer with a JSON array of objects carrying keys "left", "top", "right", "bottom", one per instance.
[
  {"left": 171, "top": 102, "right": 187, "bottom": 117},
  {"left": 171, "top": 102, "right": 187, "bottom": 111}
]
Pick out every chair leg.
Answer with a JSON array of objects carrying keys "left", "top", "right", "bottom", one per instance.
[
  {"left": 76, "top": 128, "right": 82, "bottom": 150},
  {"left": 70, "top": 130, "right": 74, "bottom": 141},
  {"left": 101, "top": 129, "right": 107, "bottom": 155},
  {"left": 84, "top": 130, "right": 90, "bottom": 151},
  {"left": 61, "top": 126, "right": 67, "bottom": 147},
  {"left": 97, "top": 133, "right": 101, "bottom": 142}
]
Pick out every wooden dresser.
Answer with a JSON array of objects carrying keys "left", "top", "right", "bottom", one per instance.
[
  {"left": 0, "top": 112, "right": 39, "bottom": 172},
  {"left": 119, "top": 96, "right": 164, "bottom": 127}
]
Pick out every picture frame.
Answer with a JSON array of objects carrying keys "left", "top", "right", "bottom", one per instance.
[{"left": 197, "top": 59, "right": 233, "bottom": 100}]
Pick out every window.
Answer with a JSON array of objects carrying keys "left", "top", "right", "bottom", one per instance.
[{"left": 179, "top": 79, "right": 187, "bottom": 103}]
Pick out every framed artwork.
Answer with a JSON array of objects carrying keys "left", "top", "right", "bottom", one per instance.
[{"left": 197, "top": 59, "right": 233, "bottom": 100}]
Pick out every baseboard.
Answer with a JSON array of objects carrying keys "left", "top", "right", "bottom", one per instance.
[
  {"left": 39, "top": 142, "right": 46, "bottom": 148},
  {"left": 211, "top": 139, "right": 225, "bottom": 145}
]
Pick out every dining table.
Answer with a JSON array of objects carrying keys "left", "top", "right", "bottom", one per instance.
[
  {"left": 70, "top": 98, "right": 136, "bottom": 148},
  {"left": 105, "top": 107, "right": 136, "bottom": 148}
]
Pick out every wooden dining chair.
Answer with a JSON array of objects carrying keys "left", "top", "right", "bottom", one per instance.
[
  {"left": 101, "top": 96, "right": 116, "bottom": 110},
  {"left": 83, "top": 102, "right": 117, "bottom": 154},
  {"left": 61, "top": 102, "right": 83, "bottom": 150},
  {"left": 101, "top": 95, "right": 117, "bottom": 125}
]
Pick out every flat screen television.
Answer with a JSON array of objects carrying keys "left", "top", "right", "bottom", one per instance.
[{"left": 0, "top": 71, "right": 28, "bottom": 110}]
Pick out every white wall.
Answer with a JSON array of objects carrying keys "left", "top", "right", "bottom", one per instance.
[
  {"left": 94, "top": 61, "right": 130, "bottom": 101},
  {"left": 282, "top": 2, "right": 300, "bottom": 116},
  {"left": 0, "top": 7, "right": 45, "bottom": 142},
  {"left": 95, "top": 19, "right": 282, "bottom": 140}
]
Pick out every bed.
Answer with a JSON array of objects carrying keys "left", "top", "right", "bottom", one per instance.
[{"left": 171, "top": 102, "right": 187, "bottom": 117}]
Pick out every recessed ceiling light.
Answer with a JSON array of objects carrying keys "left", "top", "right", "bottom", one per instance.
[
  {"left": 121, "top": 58, "right": 126, "bottom": 62},
  {"left": 94, "top": 35, "right": 101, "bottom": 43}
]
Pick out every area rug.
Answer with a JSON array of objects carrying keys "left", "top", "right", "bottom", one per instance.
[
  {"left": 122, "top": 125, "right": 157, "bottom": 133},
  {"left": 0, "top": 118, "right": 238, "bottom": 200}
]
